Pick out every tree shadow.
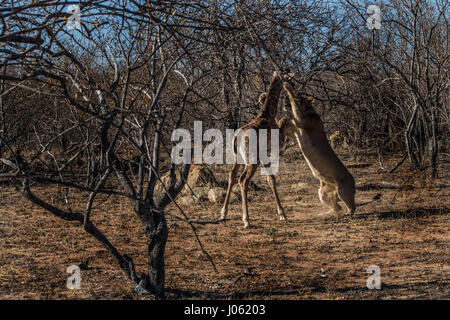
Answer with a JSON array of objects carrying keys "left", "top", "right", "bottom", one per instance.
[
  {"left": 356, "top": 183, "right": 414, "bottom": 191},
  {"left": 166, "top": 285, "right": 313, "bottom": 300},
  {"left": 167, "top": 279, "right": 448, "bottom": 299},
  {"left": 347, "top": 163, "right": 372, "bottom": 169},
  {"left": 355, "top": 207, "right": 448, "bottom": 220}
]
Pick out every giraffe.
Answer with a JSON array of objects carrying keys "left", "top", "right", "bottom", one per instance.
[{"left": 219, "top": 71, "right": 291, "bottom": 228}]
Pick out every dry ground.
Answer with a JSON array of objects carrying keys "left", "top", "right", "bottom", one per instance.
[{"left": 0, "top": 148, "right": 448, "bottom": 299}]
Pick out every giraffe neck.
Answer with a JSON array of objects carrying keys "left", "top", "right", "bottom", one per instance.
[{"left": 261, "top": 74, "right": 282, "bottom": 120}]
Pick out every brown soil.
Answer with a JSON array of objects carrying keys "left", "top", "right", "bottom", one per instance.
[{"left": 0, "top": 148, "right": 448, "bottom": 299}]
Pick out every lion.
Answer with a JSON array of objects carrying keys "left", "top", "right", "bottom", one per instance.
[{"left": 282, "top": 81, "right": 356, "bottom": 218}]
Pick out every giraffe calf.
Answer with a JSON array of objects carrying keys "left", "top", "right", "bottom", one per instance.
[{"left": 219, "top": 71, "right": 292, "bottom": 228}]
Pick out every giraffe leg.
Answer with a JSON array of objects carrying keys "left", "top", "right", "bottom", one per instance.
[
  {"left": 239, "top": 164, "right": 258, "bottom": 228},
  {"left": 266, "top": 174, "right": 286, "bottom": 221},
  {"left": 220, "top": 162, "right": 241, "bottom": 221}
]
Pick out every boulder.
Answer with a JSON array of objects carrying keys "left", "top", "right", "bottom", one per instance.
[
  {"left": 187, "top": 186, "right": 209, "bottom": 199},
  {"left": 208, "top": 187, "right": 226, "bottom": 203},
  {"left": 186, "top": 165, "right": 219, "bottom": 188},
  {"left": 291, "top": 182, "right": 311, "bottom": 192},
  {"left": 231, "top": 181, "right": 261, "bottom": 193},
  {"left": 176, "top": 196, "right": 195, "bottom": 206},
  {"left": 154, "top": 165, "right": 219, "bottom": 194}
]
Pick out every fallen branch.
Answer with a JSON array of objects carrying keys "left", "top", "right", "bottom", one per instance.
[{"left": 378, "top": 153, "right": 408, "bottom": 173}]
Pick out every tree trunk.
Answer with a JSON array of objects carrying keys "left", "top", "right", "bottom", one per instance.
[
  {"left": 146, "top": 210, "right": 168, "bottom": 299},
  {"left": 430, "top": 108, "right": 438, "bottom": 179},
  {"left": 405, "top": 100, "right": 419, "bottom": 169}
]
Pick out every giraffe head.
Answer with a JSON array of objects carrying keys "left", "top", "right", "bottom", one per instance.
[{"left": 277, "top": 70, "right": 296, "bottom": 82}]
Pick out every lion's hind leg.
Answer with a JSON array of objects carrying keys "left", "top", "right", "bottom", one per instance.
[
  {"left": 337, "top": 177, "right": 356, "bottom": 218},
  {"left": 318, "top": 181, "right": 342, "bottom": 217}
]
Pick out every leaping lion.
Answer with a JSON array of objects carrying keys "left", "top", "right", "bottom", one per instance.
[{"left": 282, "top": 81, "right": 356, "bottom": 219}]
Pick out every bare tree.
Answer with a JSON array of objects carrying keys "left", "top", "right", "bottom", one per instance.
[
  {"left": 0, "top": 0, "right": 239, "bottom": 298},
  {"left": 305, "top": 0, "right": 449, "bottom": 177}
]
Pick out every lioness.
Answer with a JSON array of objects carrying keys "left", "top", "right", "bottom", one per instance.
[{"left": 283, "top": 81, "right": 356, "bottom": 218}]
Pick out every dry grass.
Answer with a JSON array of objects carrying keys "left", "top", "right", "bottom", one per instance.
[{"left": 0, "top": 148, "right": 448, "bottom": 299}]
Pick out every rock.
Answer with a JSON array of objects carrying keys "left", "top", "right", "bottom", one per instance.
[
  {"left": 208, "top": 187, "right": 226, "bottom": 203},
  {"left": 209, "top": 284, "right": 224, "bottom": 290},
  {"left": 155, "top": 165, "right": 219, "bottom": 194},
  {"left": 187, "top": 186, "right": 209, "bottom": 199},
  {"left": 291, "top": 182, "right": 310, "bottom": 191},
  {"left": 173, "top": 187, "right": 209, "bottom": 206},
  {"left": 186, "top": 165, "right": 219, "bottom": 187},
  {"left": 232, "top": 181, "right": 260, "bottom": 193},
  {"left": 244, "top": 267, "right": 255, "bottom": 275},
  {"left": 176, "top": 196, "right": 195, "bottom": 206}
]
